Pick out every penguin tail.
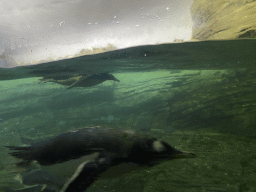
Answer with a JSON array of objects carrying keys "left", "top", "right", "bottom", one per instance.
[{"left": 5, "top": 145, "right": 33, "bottom": 165}]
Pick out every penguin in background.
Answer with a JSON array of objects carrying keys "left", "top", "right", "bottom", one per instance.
[
  {"left": 6, "top": 126, "right": 195, "bottom": 192},
  {"left": 40, "top": 72, "right": 120, "bottom": 89},
  {"left": 66, "top": 72, "right": 120, "bottom": 89}
]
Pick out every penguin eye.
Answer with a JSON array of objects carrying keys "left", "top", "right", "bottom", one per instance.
[{"left": 152, "top": 140, "right": 165, "bottom": 152}]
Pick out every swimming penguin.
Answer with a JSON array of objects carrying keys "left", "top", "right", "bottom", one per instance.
[
  {"left": 6, "top": 126, "right": 195, "bottom": 192},
  {"left": 66, "top": 72, "right": 120, "bottom": 89},
  {"left": 40, "top": 72, "right": 120, "bottom": 89}
]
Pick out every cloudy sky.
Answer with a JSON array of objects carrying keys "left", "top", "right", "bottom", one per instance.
[{"left": 0, "top": 0, "right": 193, "bottom": 66}]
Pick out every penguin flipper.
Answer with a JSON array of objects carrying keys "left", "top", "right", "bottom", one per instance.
[
  {"left": 60, "top": 152, "right": 112, "bottom": 192},
  {"left": 67, "top": 75, "right": 89, "bottom": 89}
]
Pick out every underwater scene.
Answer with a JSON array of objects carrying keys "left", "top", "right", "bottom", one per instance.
[
  {"left": 1, "top": 0, "right": 256, "bottom": 191},
  {"left": 0, "top": 38, "right": 256, "bottom": 192}
]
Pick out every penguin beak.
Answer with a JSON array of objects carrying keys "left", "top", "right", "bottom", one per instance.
[
  {"left": 112, "top": 77, "right": 120, "bottom": 82},
  {"left": 146, "top": 149, "right": 195, "bottom": 166},
  {"left": 169, "top": 149, "right": 196, "bottom": 159},
  {"left": 107, "top": 74, "right": 120, "bottom": 82}
]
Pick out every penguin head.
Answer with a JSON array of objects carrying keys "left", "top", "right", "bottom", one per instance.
[
  {"left": 101, "top": 73, "right": 120, "bottom": 82},
  {"left": 128, "top": 138, "right": 195, "bottom": 166}
]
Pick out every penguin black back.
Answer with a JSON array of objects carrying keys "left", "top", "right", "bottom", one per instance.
[
  {"left": 6, "top": 126, "right": 195, "bottom": 192},
  {"left": 6, "top": 127, "right": 149, "bottom": 165}
]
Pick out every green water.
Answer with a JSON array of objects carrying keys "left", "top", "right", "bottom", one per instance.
[{"left": 0, "top": 39, "right": 256, "bottom": 192}]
